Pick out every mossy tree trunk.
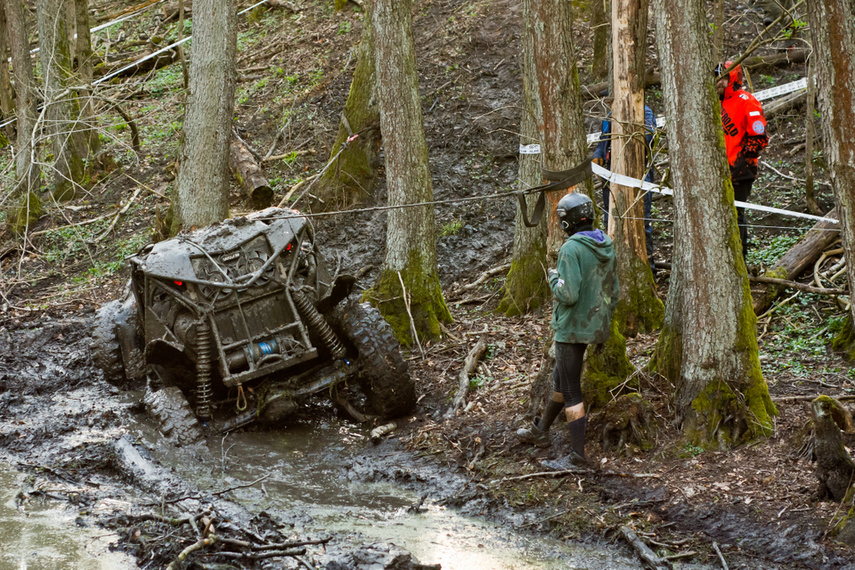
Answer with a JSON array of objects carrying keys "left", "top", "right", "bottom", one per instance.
[
  {"left": 806, "top": 0, "right": 855, "bottom": 359},
  {"left": 363, "top": 0, "right": 450, "bottom": 346},
  {"left": 176, "top": 0, "right": 236, "bottom": 229},
  {"left": 3, "top": 0, "right": 41, "bottom": 196},
  {"left": 313, "top": 2, "right": 380, "bottom": 211},
  {"left": 36, "top": 0, "right": 88, "bottom": 200},
  {"left": 609, "top": 0, "right": 663, "bottom": 336},
  {"left": 527, "top": 0, "right": 633, "bottom": 405},
  {"left": 498, "top": 0, "right": 548, "bottom": 317},
  {"left": 652, "top": 0, "right": 776, "bottom": 447}
]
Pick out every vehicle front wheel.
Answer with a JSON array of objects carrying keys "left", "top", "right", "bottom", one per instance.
[{"left": 335, "top": 300, "right": 416, "bottom": 419}]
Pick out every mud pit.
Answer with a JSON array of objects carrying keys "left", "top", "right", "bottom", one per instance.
[{"left": 0, "top": 315, "right": 653, "bottom": 569}]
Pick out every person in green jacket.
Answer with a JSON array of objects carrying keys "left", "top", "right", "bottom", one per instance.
[{"left": 516, "top": 192, "right": 619, "bottom": 470}]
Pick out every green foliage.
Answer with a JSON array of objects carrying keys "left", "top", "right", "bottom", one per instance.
[
  {"left": 747, "top": 233, "right": 802, "bottom": 267},
  {"left": 682, "top": 443, "right": 705, "bottom": 458},
  {"left": 338, "top": 21, "right": 352, "bottom": 34},
  {"left": 440, "top": 218, "right": 464, "bottom": 237},
  {"left": 148, "top": 67, "right": 183, "bottom": 98}
]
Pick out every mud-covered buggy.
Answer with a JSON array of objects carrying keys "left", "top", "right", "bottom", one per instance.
[{"left": 91, "top": 207, "right": 415, "bottom": 441}]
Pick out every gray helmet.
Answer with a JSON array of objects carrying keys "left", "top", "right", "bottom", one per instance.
[{"left": 556, "top": 192, "right": 594, "bottom": 234}]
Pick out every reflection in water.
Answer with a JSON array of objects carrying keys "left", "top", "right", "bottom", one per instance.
[
  {"left": 154, "top": 420, "right": 645, "bottom": 569},
  {"left": 0, "top": 464, "right": 135, "bottom": 570}
]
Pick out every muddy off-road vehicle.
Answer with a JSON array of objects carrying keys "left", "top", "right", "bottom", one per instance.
[{"left": 91, "top": 207, "right": 415, "bottom": 441}]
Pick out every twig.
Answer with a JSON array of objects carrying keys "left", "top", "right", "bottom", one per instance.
[
  {"left": 712, "top": 541, "right": 729, "bottom": 570},
  {"left": 166, "top": 534, "right": 218, "bottom": 570},
  {"left": 211, "top": 474, "right": 270, "bottom": 496},
  {"left": 397, "top": 271, "right": 424, "bottom": 357},
  {"left": 447, "top": 263, "right": 511, "bottom": 299},
  {"left": 443, "top": 336, "right": 488, "bottom": 419},
  {"left": 749, "top": 275, "right": 845, "bottom": 296},
  {"left": 216, "top": 548, "right": 306, "bottom": 560},
  {"left": 94, "top": 188, "right": 142, "bottom": 242},
  {"left": 620, "top": 526, "right": 670, "bottom": 570},
  {"left": 496, "top": 469, "right": 661, "bottom": 482}
]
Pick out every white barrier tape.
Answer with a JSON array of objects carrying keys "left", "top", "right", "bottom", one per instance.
[
  {"left": 590, "top": 161, "right": 838, "bottom": 225},
  {"left": 585, "top": 77, "right": 808, "bottom": 145}
]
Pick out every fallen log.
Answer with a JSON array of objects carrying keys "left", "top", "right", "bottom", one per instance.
[
  {"left": 619, "top": 526, "right": 670, "bottom": 570},
  {"left": 752, "top": 208, "right": 840, "bottom": 315},
  {"left": 229, "top": 131, "right": 273, "bottom": 209},
  {"left": 764, "top": 89, "right": 807, "bottom": 119},
  {"left": 94, "top": 48, "right": 178, "bottom": 80},
  {"left": 443, "top": 336, "right": 488, "bottom": 419}
]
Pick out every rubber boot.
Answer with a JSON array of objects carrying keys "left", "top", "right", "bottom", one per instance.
[
  {"left": 541, "top": 416, "right": 588, "bottom": 471},
  {"left": 516, "top": 399, "right": 563, "bottom": 447}
]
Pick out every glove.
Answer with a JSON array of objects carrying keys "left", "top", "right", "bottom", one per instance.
[
  {"left": 592, "top": 157, "right": 604, "bottom": 166},
  {"left": 548, "top": 268, "right": 558, "bottom": 281}
]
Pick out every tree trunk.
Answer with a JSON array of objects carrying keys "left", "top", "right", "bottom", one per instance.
[
  {"left": 609, "top": 0, "right": 663, "bottom": 336},
  {"left": 176, "top": 0, "right": 236, "bottom": 229},
  {"left": 804, "top": 57, "right": 820, "bottom": 215},
  {"left": 806, "top": 0, "right": 855, "bottom": 359},
  {"left": 364, "top": 0, "right": 451, "bottom": 346},
  {"left": 36, "top": 0, "right": 88, "bottom": 200},
  {"left": 314, "top": 3, "right": 380, "bottom": 211},
  {"left": 2, "top": 0, "right": 40, "bottom": 196},
  {"left": 73, "top": 0, "right": 99, "bottom": 155},
  {"left": 652, "top": 0, "right": 775, "bottom": 446},
  {"left": 752, "top": 208, "right": 840, "bottom": 315},
  {"left": 0, "top": 8, "right": 14, "bottom": 141},
  {"left": 528, "top": 0, "right": 592, "bottom": 257},
  {"left": 498, "top": 0, "right": 548, "bottom": 317},
  {"left": 229, "top": 131, "right": 273, "bottom": 209},
  {"left": 591, "top": 0, "right": 609, "bottom": 81}
]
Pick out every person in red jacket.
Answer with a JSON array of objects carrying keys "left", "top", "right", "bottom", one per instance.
[{"left": 715, "top": 61, "right": 768, "bottom": 260}]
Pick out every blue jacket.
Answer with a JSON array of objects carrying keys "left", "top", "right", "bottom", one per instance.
[{"left": 593, "top": 106, "right": 656, "bottom": 183}]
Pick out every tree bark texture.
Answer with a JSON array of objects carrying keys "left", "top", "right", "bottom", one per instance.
[
  {"left": 652, "top": 0, "right": 775, "bottom": 446},
  {"left": 176, "top": 0, "right": 236, "bottom": 229},
  {"left": 228, "top": 132, "right": 272, "bottom": 209},
  {"left": 591, "top": 0, "right": 609, "bottom": 81},
  {"left": 805, "top": 0, "right": 855, "bottom": 353},
  {"left": 37, "top": 0, "right": 87, "bottom": 199},
  {"left": 527, "top": 0, "right": 593, "bottom": 258},
  {"left": 366, "top": 0, "right": 450, "bottom": 345},
  {"left": 73, "top": 0, "right": 99, "bottom": 154},
  {"left": 609, "top": 0, "right": 662, "bottom": 336},
  {"left": 498, "top": 0, "right": 548, "bottom": 317},
  {"left": 315, "top": 4, "right": 380, "bottom": 211},
  {"left": 3, "top": 0, "right": 40, "bottom": 194},
  {"left": 0, "top": 8, "right": 14, "bottom": 139}
]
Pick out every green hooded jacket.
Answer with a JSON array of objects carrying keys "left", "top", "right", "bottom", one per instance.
[{"left": 548, "top": 229, "right": 619, "bottom": 344}]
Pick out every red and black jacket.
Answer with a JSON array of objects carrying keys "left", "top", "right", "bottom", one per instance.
[{"left": 721, "top": 66, "right": 768, "bottom": 181}]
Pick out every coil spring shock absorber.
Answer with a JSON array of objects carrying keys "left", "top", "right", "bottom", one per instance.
[
  {"left": 291, "top": 288, "right": 346, "bottom": 359},
  {"left": 195, "top": 317, "right": 213, "bottom": 419}
]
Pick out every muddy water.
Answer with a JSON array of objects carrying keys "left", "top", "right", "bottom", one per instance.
[
  {"left": 144, "top": 418, "right": 652, "bottom": 569},
  {"left": 0, "top": 464, "right": 135, "bottom": 570}
]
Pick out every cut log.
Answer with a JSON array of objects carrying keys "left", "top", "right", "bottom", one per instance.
[
  {"left": 764, "top": 89, "right": 807, "bottom": 119},
  {"left": 752, "top": 208, "right": 840, "bottom": 314},
  {"left": 229, "top": 132, "right": 273, "bottom": 209}
]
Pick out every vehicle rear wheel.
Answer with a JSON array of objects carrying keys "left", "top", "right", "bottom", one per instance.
[
  {"left": 144, "top": 385, "right": 205, "bottom": 446},
  {"left": 336, "top": 300, "right": 416, "bottom": 419},
  {"left": 91, "top": 300, "right": 127, "bottom": 386}
]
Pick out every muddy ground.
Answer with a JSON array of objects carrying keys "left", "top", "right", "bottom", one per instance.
[{"left": 1, "top": 0, "right": 854, "bottom": 568}]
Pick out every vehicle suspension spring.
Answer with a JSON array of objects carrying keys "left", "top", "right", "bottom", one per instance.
[
  {"left": 291, "top": 289, "right": 346, "bottom": 359},
  {"left": 195, "top": 318, "right": 213, "bottom": 419}
]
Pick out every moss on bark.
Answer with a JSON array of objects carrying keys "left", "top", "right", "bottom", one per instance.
[
  {"left": 614, "top": 252, "right": 664, "bottom": 337},
  {"left": 497, "top": 248, "right": 549, "bottom": 316},
  {"left": 582, "top": 318, "right": 634, "bottom": 410},
  {"left": 832, "top": 314, "right": 855, "bottom": 360},
  {"left": 362, "top": 250, "right": 452, "bottom": 346},
  {"left": 6, "top": 192, "right": 43, "bottom": 234}
]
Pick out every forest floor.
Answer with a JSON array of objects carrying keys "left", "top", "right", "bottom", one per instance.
[{"left": 1, "top": 0, "right": 854, "bottom": 568}]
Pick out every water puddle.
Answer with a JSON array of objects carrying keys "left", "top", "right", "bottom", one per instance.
[
  {"left": 0, "top": 463, "right": 135, "bottom": 570},
  {"left": 147, "top": 419, "right": 653, "bottom": 569}
]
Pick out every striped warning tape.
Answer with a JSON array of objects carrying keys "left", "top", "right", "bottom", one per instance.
[{"left": 590, "top": 161, "right": 837, "bottom": 225}]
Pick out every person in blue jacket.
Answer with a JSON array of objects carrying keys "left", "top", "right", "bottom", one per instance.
[{"left": 592, "top": 102, "right": 657, "bottom": 271}]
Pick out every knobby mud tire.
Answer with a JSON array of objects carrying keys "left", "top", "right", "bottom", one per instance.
[
  {"left": 144, "top": 386, "right": 205, "bottom": 446},
  {"left": 338, "top": 300, "right": 416, "bottom": 419},
  {"left": 91, "top": 300, "right": 127, "bottom": 386}
]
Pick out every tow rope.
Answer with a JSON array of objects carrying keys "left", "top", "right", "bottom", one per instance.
[{"left": 517, "top": 156, "right": 593, "bottom": 227}]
